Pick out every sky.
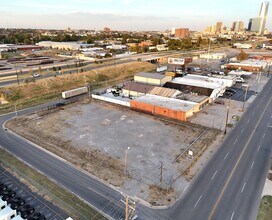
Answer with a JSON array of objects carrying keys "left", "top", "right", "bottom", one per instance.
[{"left": 0, "top": 0, "right": 270, "bottom": 31}]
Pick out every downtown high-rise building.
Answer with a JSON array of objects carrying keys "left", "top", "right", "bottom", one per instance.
[
  {"left": 216, "top": 22, "right": 223, "bottom": 33},
  {"left": 232, "top": 21, "right": 245, "bottom": 32},
  {"left": 259, "top": 1, "right": 269, "bottom": 34},
  {"left": 248, "top": 1, "right": 269, "bottom": 34}
]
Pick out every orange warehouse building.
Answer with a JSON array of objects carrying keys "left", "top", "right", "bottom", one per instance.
[{"left": 130, "top": 94, "right": 199, "bottom": 122}]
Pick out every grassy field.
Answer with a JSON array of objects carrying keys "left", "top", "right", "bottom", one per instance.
[
  {"left": 257, "top": 195, "right": 272, "bottom": 220},
  {"left": 0, "top": 61, "right": 155, "bottom": 114},
  {"left": 0, "top": 148, "right": 108, "bottom": 220}
]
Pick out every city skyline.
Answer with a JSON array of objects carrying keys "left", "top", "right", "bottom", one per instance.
[{"left": 0, "top": 0, "right": 270, "bottom": 31}]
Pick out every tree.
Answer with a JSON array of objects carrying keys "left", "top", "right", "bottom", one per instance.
[{"left": 237, "top": 50, "right": 249, "bottom": 61}]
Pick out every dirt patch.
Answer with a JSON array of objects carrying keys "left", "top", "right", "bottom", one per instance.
[
  {"left": 6, "top": 100, "right": 221, "bottom": 205},
  {"left": 148, "top": 185, "right": 176, "bottom": 206}
]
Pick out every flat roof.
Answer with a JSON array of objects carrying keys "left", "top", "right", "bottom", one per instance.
[
  {"left": 0, "top": 206, "right": 16, "bottom": 216},
  {"left": 176, "top": 93, "right": 209, "bottom": 103},
  {"left": 172, "top": 77, "right": 223, "bottom": 90},
  {"left": 135, "top": 72, "right": 167, "bottom": 80},
  {"left": 134, "top": 94, "right": 198, "bottom": 112},
  {"left": 123, "top": 81, "right": 155, "bottom": 94},
  {"left": 148, "top": 87, "right": 181, "bottom": 98}
]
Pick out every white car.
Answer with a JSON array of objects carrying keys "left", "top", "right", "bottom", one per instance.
[
  {"left": 33, "top": 73, "right": 40, "bottom": 78},
  {"left": 236, "top": 77, "right": 245, "bottom": 83}
]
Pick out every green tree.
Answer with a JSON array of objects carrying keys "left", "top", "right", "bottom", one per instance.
[{"left": 237, "top": 50, "right": 249, "bottom": 61}]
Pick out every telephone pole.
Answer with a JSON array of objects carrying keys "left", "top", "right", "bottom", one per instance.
[
  {"left": 121, "top": 193, "right": 137, "bottom": 220},
  {"left": 242, "top": 84, "right": 249, "bottom": 111},
  {"left": 160, "top": 162, "right": 164, "bottom": 185},
  {"left": 224, "top": 99, "right": 231, "bottom": 135}
]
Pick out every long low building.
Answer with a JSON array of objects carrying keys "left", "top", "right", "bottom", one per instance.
[
  {"left": 134, "top": 72, "right": 172, "bottom": 86},
  {"left": 130, "top": 94, "right": 202, "bottom": 121},
  {"left": 167, "top": 76, "right": 226, "bottom": 101},
  {"left": 223, "top": 60, "right": 268, "bottom": 71}
]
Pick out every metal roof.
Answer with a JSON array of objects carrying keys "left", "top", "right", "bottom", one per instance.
[
  {"left": 134, "top": 94, "right": 198, "bottom": 112},
  {"left": 123, "top": 81, "right": 155, "bottom": 93},
  {"left": 135, "top": 72, "right": 168, "bottom": 80},
  {"left": 148, "top": 87, "right": 181, "bottom": 98}
]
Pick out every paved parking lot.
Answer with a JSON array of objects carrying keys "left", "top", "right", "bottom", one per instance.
[
  {"left": 222, "top": 88, "right": 255, "bottom": 102},
  {"left": 0, "top": 166, "right": 68, "bottom": 220}
]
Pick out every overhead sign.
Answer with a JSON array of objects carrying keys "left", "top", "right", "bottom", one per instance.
[{"left": 168, "top": 58, "right": 185, "bottom": 65}]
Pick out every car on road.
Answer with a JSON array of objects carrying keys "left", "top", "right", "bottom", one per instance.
[
  {"left": 236, "top": 77, "right": 245, "bottom": 83},
  {"left": 32, "top": 73, "right": 40, "bottom": 78}
]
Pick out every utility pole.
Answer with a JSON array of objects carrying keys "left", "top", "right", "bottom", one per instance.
[
  {"left": 124, "top": 147, "right": 130, "bottom": 175},
  {"left": 256, "top": 71, "right": 261, "bottom": 95},
  {"left": 121, "top": 193, "right": 137, "bottom": 220},
  {"left": 160, "top": 162, "right": 164, "bottom": 185},
  {"left": 242, "top": 84, "right": 249, "bottom": 111},
  {"left": 224, "top": 99, "right": 231, "bottom": 135},
  {"left": 14, "top": 64, "right": 19, "bottom": 84}
]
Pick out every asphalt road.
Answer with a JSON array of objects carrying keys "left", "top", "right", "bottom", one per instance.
[{"left": 0, "top": 77, "right": 271, "bottom": 219}]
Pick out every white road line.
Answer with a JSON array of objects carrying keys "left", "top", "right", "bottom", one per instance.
[
  {"left": 268, "top": 123, "right": 270, "bottom": 127},
  {"left": 234, "top": 139, "right": 237, "bottom": 144},
  {"left": 241, "top": 182, "right": 247, "bottom": 193},
  {"left": 183, "top": 185, "right": 189, "bottom": 193},
  {"left": 242, "top": 128, "right": 245, "bottom": 133},
  {"left": 257, "top": 104, "right": 260, "bottom": 108},
  {"left": 247, "top": 118, "right": 250, "bottom": 124},
  {"left": 263, "top": 133, "right": 266, "bottom": 138},
  {"left": 194, "top": 195, "right": 202, "bottom": 208},
  {"left": 251, "top": 161, "right": 255, "bottom": 169},
  {"left": 224, "top": 152, "right": 229, "bottom": 160},
  {"left": 258, "top": 145, "right": 261, "bottom": 152},
  {"left": 230, "top": 211, "right": 235, "bottom": 220},
  {"left": 211, "top": 170, "right": 218, "bottom": 180}
]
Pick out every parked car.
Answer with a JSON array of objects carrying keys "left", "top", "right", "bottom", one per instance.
[
  {"left": 226, "top": 88, "right": 236, "bottom": 94},
  {"left": 236, "top": 77, "right": 245, "bottom": 83},
  {"left": 225, "top": 91, "right": 233, "bottom": 96},
  {"left": 0, "top": 183, "right": 7, "bottom": 191},
  {"left": 18, "top": 204, "right": 35, "bottom": 218}
]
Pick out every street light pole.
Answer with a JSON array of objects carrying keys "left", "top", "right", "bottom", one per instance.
[{"left": 124, "top": 147, "right": 130, "bottom": 175}]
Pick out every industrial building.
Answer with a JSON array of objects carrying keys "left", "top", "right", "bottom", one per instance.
[
  {"left": 223, "top": 60, "right": 268, "bottom": 71},
  {"left": 37, "top": 41, "right": 91, "bottom": 50},
  {"left": 165, "top": 75, "right": 226, "bottom": 101},
  {"left": 134, "top": 72, "right": 172, "bottom": 86},
  {"left": 199, "top": 53, "right": 227, "bottom": 60},
  {"left": 122, "top": 82, "right": 155, "bottom": 97},
  {"left": 130, "top": 94, "right": 200, "bottom": 121}
]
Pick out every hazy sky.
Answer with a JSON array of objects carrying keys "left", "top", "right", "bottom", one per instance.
[{"left": 0, "top": 0, "right": 270, "bottom": 31}]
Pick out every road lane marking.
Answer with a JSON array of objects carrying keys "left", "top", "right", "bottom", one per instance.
[
  {"left": 230, "top": 211, "right": 235, "bottom": 220},
  {"left": 242, "top": 128, "right": 245, "bottom": 133},
  {"left": 208, "top": 94, "right": 272, "bottom": 220},
  {"left": 263, "top": 133, "right": 266, "bottom": 138},
  {"left": 224, "top": 152, "right": 229, "bottom": 160},
  {"left": 247, "top": 119, "right": 250, "bottom": 124},
  {"left": 194, "top": 195, "right": 202, "bottom": 208},
  {"left": 234, "top": 139, "right": 237, "bottom": 144},
  {"left": 258, "top": 145, "right": 261, "bottom": 152},
  {"left": 257, "top": 104, "right": 260, "bottom": 108},
  {"left": 268, "top": 123, "right": 270, "bottom": 127},
  {"left": 241, "top": 182, "right": 247, "bottom": 193},
  {"left": 211, "top": 171, "right": 218, "bottom": 180},
  {"left": 183, "top": 185, "right": 189, "bottom": 193},
  {"left": 250, "top": 161, "right": 255, "bottom": 169}
]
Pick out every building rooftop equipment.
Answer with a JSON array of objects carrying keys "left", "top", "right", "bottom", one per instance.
[
  {"left": 123, "top": 81, "right": 155, "bottom": 94},
  {"left": 134, "top": 94, "right": 198, "bottom": 112}
]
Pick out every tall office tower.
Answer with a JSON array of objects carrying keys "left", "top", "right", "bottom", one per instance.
[
  {"left": 248, "top": 17, "right": 262, "bottom": 33},
  {"left": 232, "top": 21, "right": 245, "bottom": 32},
  {"left": 216, "top": 22, "right": 223, "bottom": 33},
  {"left": 174, "top": 28, "right": 189, "bottom": 38},
  {"left": 259, "top": 1, "right": 269, "bottom": 34}
]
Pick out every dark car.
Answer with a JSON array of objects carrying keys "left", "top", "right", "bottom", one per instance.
[
  {"left": 18, "top": 204, "right": 35, "bottom": 215},
  {"left": 225, "top": 91, "right": 233, "bottom": 96},
  {"left": 28, "top": 213, "right": 46, "bottom": 220},
  {"left": 0, "top": 183, "right": 7, "bottom": 191},
  {"left": 56, "top": 102, "right": 65, "bottom": 107},
  {"left": 226, "top": 88, "right": 236, "bottom": 94},
  {"left": 1, "top": 190, "right": 16, "bottom": 201},
  {"left": 9, "top": 197, "right": 25, "bottom": 209}
]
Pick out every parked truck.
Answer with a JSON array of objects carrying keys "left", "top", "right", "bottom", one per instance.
[{"left": 62, "top": 87, "right": 88, "bottom": 99}]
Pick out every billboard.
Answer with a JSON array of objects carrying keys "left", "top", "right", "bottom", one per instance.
[{"left": 168, "top": 58, "right": 185, "bottom": 65}]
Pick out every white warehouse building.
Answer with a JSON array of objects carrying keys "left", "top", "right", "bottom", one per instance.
[{"left": 199, "top": 53, "right": 227, "bottom": 60}]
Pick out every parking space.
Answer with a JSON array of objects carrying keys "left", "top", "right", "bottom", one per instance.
[
  {"left": 222, "top": 88, "right": 255, "bottom": 102},
  {"left": 0, "top": 166, "right": 68, "bottom": 220}
]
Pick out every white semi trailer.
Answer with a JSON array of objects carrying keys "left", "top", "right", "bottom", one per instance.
[{"left": 62, "top": 87, "right": 88, "bottom": 99}]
